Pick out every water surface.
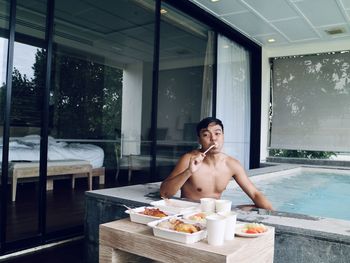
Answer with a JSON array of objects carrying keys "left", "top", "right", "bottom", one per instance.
[{"left": 222, "top": 169, "right": 350, "bottom": 221}]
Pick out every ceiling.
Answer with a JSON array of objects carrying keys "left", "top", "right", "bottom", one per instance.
[{"left": 190, "top": 0, "right": 350, "bottom": 47}]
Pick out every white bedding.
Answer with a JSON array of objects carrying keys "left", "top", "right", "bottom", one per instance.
[{"left": 2, "top": 135, "right": 104, "bottom": 168}]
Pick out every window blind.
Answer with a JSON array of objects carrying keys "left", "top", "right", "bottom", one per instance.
[{"left": 270, "top": 51, "right": 350, "bottom": 152}]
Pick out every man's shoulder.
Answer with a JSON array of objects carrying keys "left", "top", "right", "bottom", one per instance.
[
  {"left": 179, "top": 149, "right": 200, "bottom": 160},
  {"left": 220, "top": 152, "right": 236, "bottom": 160},
  {"left": 187, "top": 149, "right": 201, "bottom": 155},
  {"left": 222, "top": 153, "right": 242, "bottom": 167}
]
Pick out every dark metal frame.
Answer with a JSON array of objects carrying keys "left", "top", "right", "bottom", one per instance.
[
  {"left": 0, "top": 0, "right": 16, "bottom": 253},
  {"left": 150, "top": 0, "right": 161, "bottom": 183},
  {"left": 37, "top": 0, "right": 54, "bottom": 239},
  {"left": 0, "top": 0, "right": 262, "bottom": 255}
]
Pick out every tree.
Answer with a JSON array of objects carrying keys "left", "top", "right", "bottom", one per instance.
[{"left": 30, "top": 48, "right": 123, "bottom": 140}]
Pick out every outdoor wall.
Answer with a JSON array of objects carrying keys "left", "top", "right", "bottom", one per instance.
[{"left": 260, "top": 38, "right": 350, "bottom": 162}]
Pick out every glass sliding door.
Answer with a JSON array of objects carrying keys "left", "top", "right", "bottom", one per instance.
[
  {"left": 156, "top": 3, "right": 215, "bottom": 181},
  {"left": 49, "top": 0, "right": 156, "bottom": 232},
  {"left": 216, "top": 35, "right": 251, "bottom": 169},
  {"left": 0, "top": 0, "right": 10, "bottom": 247},
  {"left": 2, "top": 0, "right": 47, "bottom": 242}
]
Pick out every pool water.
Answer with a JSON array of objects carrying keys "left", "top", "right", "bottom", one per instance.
[{"left": 222, "top": 168, "right": 350, "bottom": 221}]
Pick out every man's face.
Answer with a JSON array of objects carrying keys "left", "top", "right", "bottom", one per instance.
[{"left": 198, "top": 123, "right": 224, "bottom": 153}]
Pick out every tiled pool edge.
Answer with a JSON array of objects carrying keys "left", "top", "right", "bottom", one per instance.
[{"left": 85, "top": 165, "right": 350, "bottom": 263}]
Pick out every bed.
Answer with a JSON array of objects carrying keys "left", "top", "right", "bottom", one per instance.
[
  {"left": 2, "top": 135, "right": 104, "bottom": 168},
  {"left": 1, "top": 135, "right": 105, "bottom": 201}
]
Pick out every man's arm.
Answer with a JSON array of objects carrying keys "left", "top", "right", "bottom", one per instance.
[
  {"left": 160, "top": 152, "right": 204, "bottom": 198},
  {"left": 230, "top": 160, "right": 273, "bottom": 211}
]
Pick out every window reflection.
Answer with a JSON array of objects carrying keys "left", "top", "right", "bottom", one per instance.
[
  {"left": 156, "top": 3, "right": 214, "bottom": 180},
  {"left": 52, "top": 0, "right": 156, "bottom": 190}
]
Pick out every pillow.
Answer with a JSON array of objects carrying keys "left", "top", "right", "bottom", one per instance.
[{"left": 17, "top": 134, "right": 41, "bottom": 144}]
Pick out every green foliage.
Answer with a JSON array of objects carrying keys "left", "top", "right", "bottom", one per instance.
[
  {"left": 1, "top": 47, "right": 122, "bottom": 142},
  {"left": 269, "top": 149, "right": 336, "bottom": 159},
  {"left": 7, "top": 67, "right": 43, "bottom": 126},
  {"left": 31, "top": 49, "right": 123, "bottom": 139}
]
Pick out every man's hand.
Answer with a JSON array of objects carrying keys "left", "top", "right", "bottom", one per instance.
[{"left": 189, "top": 153, "right": 205, "bottom": 174}]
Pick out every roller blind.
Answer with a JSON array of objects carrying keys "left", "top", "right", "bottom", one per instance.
[{"left": 270, "top": 51, "right": 350, "bottom": 152}]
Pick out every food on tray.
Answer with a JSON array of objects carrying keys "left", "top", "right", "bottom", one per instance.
[
  {"left": 242, "top": 223, "right": 267, "bottom": 234},
  {"left": 157, "top": 218, "right": 202, "bottom": 234},
  {"left": 174, "top": 222, "right": 199, "bottom": 233},
  {"left": 187, "top": 212, "right": 207, "bottom": 222},
  {"left": 139, "top": 208, "right": 168, "bottom": 218}
]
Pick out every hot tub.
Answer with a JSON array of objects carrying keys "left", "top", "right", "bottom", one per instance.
[
  {"left": 223, "top": 166, "right": 350, "bottom": 221},
  {"left": 85, "top": 164, "right": 350, "bottom": 263},
  {"left": 226, "top": 165, "right": 350, "bottom": 263}
]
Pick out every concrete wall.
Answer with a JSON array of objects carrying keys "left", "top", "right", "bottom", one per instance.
[{"left": 85, "top": 194, "right": 148, "bottom": 263}]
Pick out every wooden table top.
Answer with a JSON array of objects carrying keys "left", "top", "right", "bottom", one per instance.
[{"left": 99, "top": 218, "right": 275, "bottom": 263}]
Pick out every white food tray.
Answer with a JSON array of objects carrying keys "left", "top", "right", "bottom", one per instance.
[
  {"left": 150, "top": 199, "right": 200, "bottom": 214},
  {"left": 147, "top": 217, "right": 207, "bottom": 244},
  {"left": 125, "top": 206, "right": 176, "bottom": 225}
]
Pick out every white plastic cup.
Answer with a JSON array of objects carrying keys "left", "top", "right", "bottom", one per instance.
[
  {"left": 215, "top": 199, "right": 232, "bottom": 213},
  {"left": 206, "top": 214, "right": 226, "bottom": 246},
  {"left": 218, "top": 211, "right": 237, "bottom": 241},
  {"left": 200, "top": 198, "right": 216, "bottom": 213}
]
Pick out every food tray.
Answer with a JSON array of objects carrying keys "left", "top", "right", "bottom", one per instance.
[
  {"left": 150, "top": 199, "right": 200, "bottom": 214},
  {"left": 125, "top": 206, "right": 176, "bottom": 225},
  {"left": 147, "top": 217, "right": 207, "bottom": 244}
]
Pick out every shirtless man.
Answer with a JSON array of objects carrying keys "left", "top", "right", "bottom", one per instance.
[{"left": 160, "top": 117, "right": 273, "bottom": 210}]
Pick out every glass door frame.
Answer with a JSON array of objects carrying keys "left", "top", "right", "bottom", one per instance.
[{"left": 0, "top": 0, "right": 262, "bottom": 255}]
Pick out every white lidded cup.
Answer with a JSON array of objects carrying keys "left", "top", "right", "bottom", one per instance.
[
  {"left": 218, "top": 211, "right": 237, "bottom": 241},
  {"left": 215, "top": 199, "right": 232, "bottom": 213},
  {"left": 200, "top": 198, "right": 216, "bottom": 213},
  {"left": 206, "top": 214, "right": 226, "bottom": 246}
]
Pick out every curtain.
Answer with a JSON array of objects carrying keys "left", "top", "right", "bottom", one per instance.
[
  {"left": 216, "top": 35, "right": 251, "bottom": 169},
  {"left": 200, "top": 31, "right": 214, "bottom": 119}
]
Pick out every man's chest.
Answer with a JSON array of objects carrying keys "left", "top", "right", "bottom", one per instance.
[{"left": 190, "top": 167, "right": 231, "bottom": 192}]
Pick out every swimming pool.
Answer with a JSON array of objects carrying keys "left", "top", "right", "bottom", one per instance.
[{"left": 222, "top": 166, "right": 350, "bottom": 221}]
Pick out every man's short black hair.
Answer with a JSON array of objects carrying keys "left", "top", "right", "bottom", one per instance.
[{"left": 196, "top": 117, "right": 224, "bottom": 136}]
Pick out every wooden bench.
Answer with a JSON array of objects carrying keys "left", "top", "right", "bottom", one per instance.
[
  {"left": 9, "top": 160, "right": 102, "bottom": 202},
  {"left": 72, "top": 166, "right": 105, "bottom": 187}
]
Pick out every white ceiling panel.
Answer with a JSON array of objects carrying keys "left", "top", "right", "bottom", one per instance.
[
  {"left": 190, "top": 0, "right": 350, "bottom": 47},
  {"left": 292, "top": 0, "right": 347, "bottom": 27},
  {"left": 273, "top": 18, "right": 320, "bottom": 41},
  {"left": 192, "top": 0, "right": 247, "bottom": 16},
  {"left": 242, "top": 0, "right": 299, "bottom": 21},
  {"left": 254, "top": 33, "right": 289, "bottom": 46},
  {"left": 339, "top": 0, "right": 350, "bottom": 10},
  {"left": 222, "top": 11, "right": 276, "bottom": 36}
]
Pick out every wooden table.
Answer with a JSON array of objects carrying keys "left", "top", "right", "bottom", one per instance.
[
  {"left": 10, "top": 160, "right": 93, "bottom": 202},
  {"left": 99, "top": 219, "right": 275, "bottom": 263}
]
